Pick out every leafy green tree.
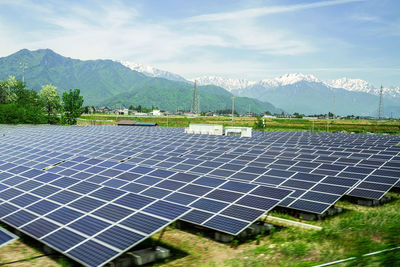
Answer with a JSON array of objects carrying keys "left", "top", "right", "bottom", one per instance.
[
  {"left": 0, "top": 76, "right": 46, "bottom": 124},
  {"left": 39, "top": 84, "right": 61, "bottom": 122},
  {"left": 61, "top": 89, "right": 84, "bottom": 125},
  {"left": 0, "top": 76, "right": 19, "bottom": 104},
  {"left": 253, "top": 116, "right": 264, "bottom": 129},
  {"left": 83, "top": 106, "right": 90, "bottom": 114}
]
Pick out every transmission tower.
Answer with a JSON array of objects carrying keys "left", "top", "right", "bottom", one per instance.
[
  {"left": 190, "top": 80, "right": 200, "bottom": 114},
  {"left": 378, "top": 85, "right": 384, "bottom": 119},
  {"left": 20, "top": 62, "right": 27, "bottom": 83}
]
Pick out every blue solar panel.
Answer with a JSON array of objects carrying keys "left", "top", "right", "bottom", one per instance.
[
  {"left": 21, "top": 218, "right": 59, "bottom": 238},
  {"left": 143, "top": 200, "right": 190, "bottom": 220},
  {"left": 204, "top": 215, "right": 249, "bottom": 235},
  {"left": 120, "top": 213, "right": 168, "bottom": 234},
  {"left": 0, "top": 227, "right": 18, "bottom": 247},
  {"left": 67, "top": 240, "right": 119, "bottom": 267},
  {"left": 46, "top": 207, "right": 83, "bottom": 224},
  {"left": 181, "top": 209, "right": 213, "bottom": 224},
  {"left": 48, "top": 190, "right": 80, "bottom": 204},
  {"left": 190, "top": 198, "right": 228, "bottom": 213},
  {"left": 205, "top": 189, "right": 243, "bottom": 202},
  {"left": 69, "top": 197, "right": 106, "bottom": 212},
  {"left": 3, "top": 210, "right": 37, "bottom": 227},
  {"left": 92, "top": 204, "right": 134, "bottom": 222},
  {"left": 95, "top": 225, "right": 145, "bottom": 250},
  {"left": 43, "top": 228, "right": 86, "bottom": 251},
  {"left": 27, "top": 200, "right": 60, "bottom": 215},
  {"left": 221, "top": 205, "right": 265, "bottom": 221},
  {"left": 3, "top": 125, "right": 398, "bottom": 265}
]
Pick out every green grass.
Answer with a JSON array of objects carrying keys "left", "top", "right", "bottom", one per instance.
[
  {"left": 79, "top": 114, "right": 400, "bottom": 134},
  {"left": 155, "top": 192, "right": 400, "bottom": 267}
]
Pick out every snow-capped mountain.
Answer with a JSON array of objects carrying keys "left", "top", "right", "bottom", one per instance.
[
  {"left": 259, "top": 73, "right": 321, "bottom": 88},
  {"left": 119, "top": 61, "right": 188, "bottom": 83},
  {"left": 325, "top": 78, "right": 375, "bottom": 94},
  {"left": 192, "top": 76, "right": 256, "bottom": 92},
  {"left": 192, "top": 73, "right": 400, "bottom": 98},
  {"left": 325, "top": 78, "right": 400, "bottom": 98},
  {"left": 193, "top": 73, "right": 321, "bottom": 92}
]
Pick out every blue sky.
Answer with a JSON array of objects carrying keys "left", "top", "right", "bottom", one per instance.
[{"left": 0, "top": 0, "right": 399, "bottom": 86}]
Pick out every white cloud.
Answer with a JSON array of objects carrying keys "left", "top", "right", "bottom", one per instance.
[{"left": 186, "top": 0, "right": 366, "bottom": 23}]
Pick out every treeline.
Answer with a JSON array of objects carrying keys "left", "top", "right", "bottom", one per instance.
[
  {"left": 128, "top": 105, "right": 159, "bottom": 113},
  {"left": 0, "top": 76, "right": 84, "bottom": 125},
  {"left": 215, "top": 109, "right": 239, "bottom": 115}
]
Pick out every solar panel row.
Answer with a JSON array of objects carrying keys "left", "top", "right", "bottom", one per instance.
[{"left": 0, "top": 125, "right": 398, "bottom": 266}]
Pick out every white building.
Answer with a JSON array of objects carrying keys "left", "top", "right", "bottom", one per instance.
[
  {"left": 116, "top": 108, "right": 129, "bottom": 115},
  {"left": 185, "top": 124, "right": 223, "bottom": 135},
  {"left": 224, "top": 127, "right": 252, "bottom": 137},
  {"left": 151, "top": 110, "right": 162, "bottom": 116}
]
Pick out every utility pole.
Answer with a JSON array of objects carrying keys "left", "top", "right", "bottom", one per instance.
[
  {"left": 312, "top": 119, "right": 314, "bottom": 132},
  {"left": 326, "top": 113, "right": 329, "bottom": 132},
  {"left": 333, "top": 93, "right": 336, "bottom": 122},
  {"left": 232, "top": 96, "right": 235, "bottom": 126},
  {"left": 20, "top": 62, "right": 27, "bottom": 83},
  {"left": 263, "top": 118, "right": 265, "bottom": 136}
]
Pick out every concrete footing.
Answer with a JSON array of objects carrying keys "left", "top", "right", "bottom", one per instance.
[
  {"left": 356, "top": 195, "right": 392, "bottom": 207},
  {"left": 299, "top": 206, "right": 343, "bottom": 221},
  {"left": 42, "top": 245, "right": 55, "bottom": 254},
  {"left": 109, "top": 246, "right": 170, "bottom": 266},
  {"left": 214, "top": 222, "right": 274, "bottom": 243}
]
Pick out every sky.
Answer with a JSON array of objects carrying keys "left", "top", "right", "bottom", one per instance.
[{"left": 0, "top": 0, "right": 399, "bottom": 86}]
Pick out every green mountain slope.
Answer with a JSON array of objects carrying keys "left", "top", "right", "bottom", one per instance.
[
  {"left": 101, "top": 83, "right": 280, "bottom": 113},
  {"left": 0, "top": 49, "right": 281, "bottom": 114}
]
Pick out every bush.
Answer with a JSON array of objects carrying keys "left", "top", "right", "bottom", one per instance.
[{"left": 0, "top": 104, "right": 46, "bottom": 124}]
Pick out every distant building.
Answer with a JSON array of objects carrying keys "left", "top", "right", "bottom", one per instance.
[
  {"left": 151, "top": 110, "right": 161, "bottom": 116},
  {"left": 96, "top": 106, "right": 112, "bottom": 114},
  {"left": 185, "top": 124, "right": 223, "bottom": 135},
  {"left": 116, "top": 108, "right": 129, "bottom": 115},
  {"left": 117, "top": 120, "right": 136, "bottom": 126}
]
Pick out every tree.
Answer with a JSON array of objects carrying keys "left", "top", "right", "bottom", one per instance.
[
  {"left": 39, "top": 84, "right": 61, "bottom": 123},
  {"left": 253, "top": 116, "right": 264, "bottom": 129},
  {"left": 0, "top": 76, "right": 19, "bottom": 104},
  {"left": 0, "top": 76, "right": 46, "bottom": 124},
  {"left": 61, "top": 89, "right": 84, "bottom": 125}
]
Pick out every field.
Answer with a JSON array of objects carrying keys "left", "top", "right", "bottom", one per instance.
[
  {"left": 79, "top": 114, "right": 400, "bottom": 134},
  {"left": 1, "top": 192, "right": 399, "bottom": 267}
]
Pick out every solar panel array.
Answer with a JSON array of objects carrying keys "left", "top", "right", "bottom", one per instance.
[
  {"left": 0, "top": 227, "right": 18, "bottom": 247},
  {"left": 0, "top": 125, "right": 399, "bottom": 266},
  {"left": 0, "top": 126, "right": 295, "bottom": 266}
]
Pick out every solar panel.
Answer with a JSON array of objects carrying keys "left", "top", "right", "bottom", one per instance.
[
  {"left": 1, "top": 125, "right": 399, "bottom": 265},
  {"left": 0, "top": 227, "right": 18, "bottom": 247},
  {"left": 0, "top": 168, "right": 190, "bottom": 267}
]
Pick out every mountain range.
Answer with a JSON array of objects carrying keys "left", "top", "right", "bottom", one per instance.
[
  {"left": 0, "top": 49, "right": 281, "bottom": 114},
  {"left": 1, "top": 49, "right": 399, "bottom": 116},
  {"left": 114, "top": 62, "right": 400, "bottom": 116},
  {"left": 192, "top": 74, "right": 400, "bottom": 117}
]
